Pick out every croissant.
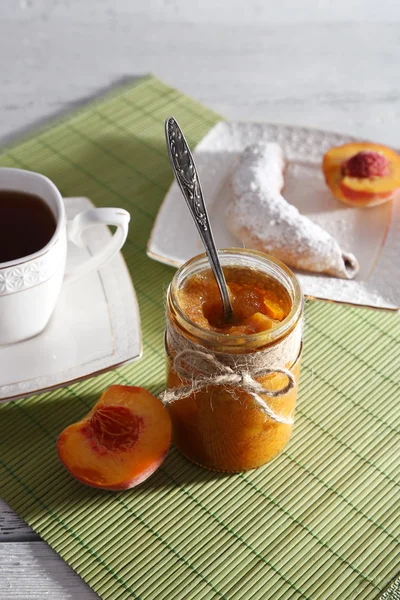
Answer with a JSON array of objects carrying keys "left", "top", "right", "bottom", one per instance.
[{"left": 226, "top": 143, "right": 359, "bottom": 279}]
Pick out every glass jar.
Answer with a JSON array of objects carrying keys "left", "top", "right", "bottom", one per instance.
[{"left": 165, "top": 249, "right": 303, "bottom": 472}]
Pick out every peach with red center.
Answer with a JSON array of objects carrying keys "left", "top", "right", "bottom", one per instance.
[
  {"left": 322, "top": 142, "right": 400, "bottom": 207},
  {"left": 57, "top": 385, "right": 172, "bottom": 490}
]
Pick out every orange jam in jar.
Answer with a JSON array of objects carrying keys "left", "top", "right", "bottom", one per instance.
[{"left": 165, "top": 249, "right": 303, "bottom": 472}]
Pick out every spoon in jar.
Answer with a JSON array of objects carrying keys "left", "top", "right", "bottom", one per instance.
[{"left": 165, "top": 116, "right": 234, "bottom": 323}]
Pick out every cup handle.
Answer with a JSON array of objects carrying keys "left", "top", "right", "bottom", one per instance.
[{"left": 64, "top": 207, "right": 130, "bottom": 284}]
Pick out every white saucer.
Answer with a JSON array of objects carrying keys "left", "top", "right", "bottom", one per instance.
[
  {"left": 148, "top": 121, "right": 400, "bottom": 310},
  {"left": 0, "top": 197, "right": 141, "bottom": 402}
]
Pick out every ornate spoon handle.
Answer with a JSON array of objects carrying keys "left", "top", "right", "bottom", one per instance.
[{"left": 165, "top": 116, "right": 233, "bottom": 323}]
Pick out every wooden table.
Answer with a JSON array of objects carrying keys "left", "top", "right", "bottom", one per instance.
[{"left": 1, "top": 1, "right": 399, "bottom": 597}]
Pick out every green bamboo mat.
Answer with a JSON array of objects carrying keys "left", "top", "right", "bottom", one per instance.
[{"left": 0, "top": 75, "right": 399, "bottom": 600}]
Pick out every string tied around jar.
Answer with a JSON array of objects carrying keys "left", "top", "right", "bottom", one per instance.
[{"left": 160, "top": 320, "right": 303, "bottom": 426}]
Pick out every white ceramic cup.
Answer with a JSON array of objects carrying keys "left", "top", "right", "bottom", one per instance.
[{"left": 0, "top": 168, "right": 130, "bottom": 345}]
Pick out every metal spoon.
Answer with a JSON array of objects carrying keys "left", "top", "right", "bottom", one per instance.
[{"left": 165, "top": 116, "right": 233, "bottom": 323}]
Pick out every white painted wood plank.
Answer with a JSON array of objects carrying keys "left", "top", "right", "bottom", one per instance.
[
  {"left": 0, "top": 542, "right": 98, "bottom": 599},
  {"left": 0, "top": 499, "right": 37, "bottom": 541},
  {"left": 0, "top": 2, "right": 400, "bottom": 145},
  {"left": 3, "top": 0, "right": 400, "bottom": 24}
]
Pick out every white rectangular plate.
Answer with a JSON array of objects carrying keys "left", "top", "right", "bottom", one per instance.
[
  {"left": 0, "top": 197, "right": 142, "bottom": 402},
  {"left": 148, "top": 121, "right": 400, "bottom": 310}
]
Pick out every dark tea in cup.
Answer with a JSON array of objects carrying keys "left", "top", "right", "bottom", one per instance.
[{"left": 0, "top": 190, "right": 57, "bottom": 263}]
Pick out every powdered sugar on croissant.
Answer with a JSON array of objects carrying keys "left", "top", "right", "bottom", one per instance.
[{"left": 227, "top": 143, "right": 359, "bottom": 279}]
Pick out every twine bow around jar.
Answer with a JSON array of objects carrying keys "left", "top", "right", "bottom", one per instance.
[{"left": 161, "top": 320, "right": 303, "bottom": 426}]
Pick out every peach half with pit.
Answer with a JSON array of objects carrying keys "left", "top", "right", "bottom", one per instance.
[
  {"left": 322, "top": 142, "right": 400, "bottom": 207},
  {"left": 57, "top": 385, "right": 172, "bottom": 490}
]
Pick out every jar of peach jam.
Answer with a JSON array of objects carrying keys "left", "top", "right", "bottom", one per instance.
[{"left": 164, "top": 249, "right": 303, "bottom": 472}]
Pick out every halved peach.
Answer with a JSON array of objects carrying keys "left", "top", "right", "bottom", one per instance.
[
  {"left": 57, "top": 385, "right": 171, "bottom": 490},
  {"left": 322, "top": 142, "right": 400, "bottom": 207}
]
